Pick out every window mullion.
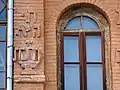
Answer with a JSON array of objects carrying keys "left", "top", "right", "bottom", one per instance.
[
  {"left": 80, "top": 15, "right": 83, "bottom": 29},
  {"left": 83, "top": 32, "right": 87, "bottom": 90},
  {"left": 79, "top": 32, "right": 87, "bottom": 90}
]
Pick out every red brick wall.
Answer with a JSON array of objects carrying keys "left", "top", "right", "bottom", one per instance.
[{"left": 14, "top": 0, "right": 120, "bottom": 90}]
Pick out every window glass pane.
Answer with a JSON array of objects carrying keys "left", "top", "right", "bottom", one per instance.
[
  {"left": 82, "top": 16, "right": 99, "bottom": 30},
  {"left": 0, "top": 8, "right": 6, "bottom": 20},
  {"left": 0, "top": 42, "right": 6, "bottom": 71},
  {"left": 0, "top": 1, "right": 5, "bottom": 10},
  {"left": 64, "top": 36, "right": 79, "bottom": 62},
  {"left": 0, "top": 72, "right": 5, "bottom": 88},
  {"left": 3, "top": 0, "right": 7, "bottom": 4},
  {"left": 64, "top": 64, "right": 80, "bottom": 90},
  {"left": 87, "top": 64, "right": 103, "bottom": 90},
  {"left": 65, "top": 17, "right": 81, "bottom": 30},
  {"left": 0, "top": 26, "right": 6, "bottom": 40},
  {"left": 86, "top": 36, "right": 101, "bottom": 62}
]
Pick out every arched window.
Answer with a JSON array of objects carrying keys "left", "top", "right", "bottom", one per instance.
[
  {"left": 0, "top": 0, "right": 7, "bottom": 89},
  {"left": 58, "top": 7, "right": 109, "bottom": 90},
  {"left": 65, "top": 16, "right": 99, "bottom": 30}
]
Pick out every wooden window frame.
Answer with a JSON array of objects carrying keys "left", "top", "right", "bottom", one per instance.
[{"left": 60, "top": 30, "right": 106, "bottom": 90}]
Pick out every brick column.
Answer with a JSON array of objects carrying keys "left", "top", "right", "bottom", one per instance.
[{"left": 14, "top": 0, "right": 45, "bottom": 90}]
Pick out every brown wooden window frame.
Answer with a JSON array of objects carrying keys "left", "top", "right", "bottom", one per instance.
[{"left": 60, "top": 30, "right": 106, "bottom": 90}]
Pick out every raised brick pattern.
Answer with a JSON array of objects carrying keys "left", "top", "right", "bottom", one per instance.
[
  {"left": 14, "top": 0, "right": 120, "bottom": 90},
  {"left": 14, "top": 0, "right": 44, "bottom": 90}
]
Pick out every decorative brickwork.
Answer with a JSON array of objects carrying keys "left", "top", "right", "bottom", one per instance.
[
  {"left": 115, "top": 48, "right": 120, "bottom": 64},
  {"left": 14, "top": 0, "right": 44, "bottom": 90},
  {"left": 116, "top": 2, "right": 120, "bottom": 25},
  {"left": 13, "top": 0, "right": 120, "bottom": 90}
]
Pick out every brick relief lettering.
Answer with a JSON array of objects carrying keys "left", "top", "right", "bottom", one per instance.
[
  {"left": 115, "top": 48, "right": 120, "bottom": 64},
  {"left": 26, "top": 5, "right": 37, "bottom": 23},
  {"left": 32, "top": 24, "right": 41, "bottom": 38},
  {"left": 15, "top": 24, "right": 41, "bottom": 38},
  {"left": 15, "top": 5, "right": 40, "bottom": 38},
  {"left": 14, "top": 5, "right": 44, "bottom": 83},
  {"left": 116, "top": 10, "right": 120, "bottom": 25},
  {"left": 116, "top": 3, "right": 120, "bottom": 25}
]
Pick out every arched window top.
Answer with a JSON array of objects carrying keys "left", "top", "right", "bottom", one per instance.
[
  {"left": 65, "top": 16, "right": 99, "bottom": 31},
  {"left": 58, "top": 7, "right": 109, "bottom": 33}
]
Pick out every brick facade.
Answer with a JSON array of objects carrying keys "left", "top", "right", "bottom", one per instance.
[{"left": 13, "top": 0, "right": 120, "bottom": 90}]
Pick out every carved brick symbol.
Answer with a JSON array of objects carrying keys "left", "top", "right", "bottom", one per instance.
[
  {"left": 25, "top": 40, "right": 33, "bottom": 47},
  {"left": 27, "top": 11, "right": 37, "bottom": 23},
  {"left": 15, "top": 24, "right": 31, "bottom": 38},
  {"left": 14, "top": 48, "right": 42, "bottom": 71},
  {"left": 15, "top": 5, "right": 41, "bottom": 39},
  {"left": 20, "top": 49, "right": 28, "bottom": 61},
  {"left": 14, "top": 4, "right": 44, "bottom": 83},
  {"left": 115, "top": 48, "right": 120, "bottom": 63},
  {"left": 20, "top": 5, "right": 37, "bottom": 24},
  {"left": 32, "top": 24, "right": 41, "bottom": 38},
  {"left": 16, "top": 24, "right": 41, "bottom": 38},
  {"left": 116, "top": 2, "right": 120, "bottom": 25},
  {"left": 116, "top": 10, "right": 120, "bottom": 25}
]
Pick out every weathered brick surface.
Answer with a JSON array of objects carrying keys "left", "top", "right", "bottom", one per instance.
[{"left": 14, "top": 0, "right": 120, "bottom": 90}]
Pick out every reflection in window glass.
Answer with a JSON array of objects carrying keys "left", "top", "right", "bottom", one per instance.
[
  {"left": 87, "top": 64, "right": 103, "bottom": 90},
  {"left": 3, "top": 0, "right": 7, "bottom": 4},
  {"left": 0, "top": 42, "right": 6, "bottom": 71},
  {"left": 0, "top": 26, "right": 6, "bottom": 40},
  {"left": 64, "top": 36, "right": 79, "bottom": 62},
  {"left": 86, "top": 36, "right": 101, "bottom": 62},
  {"left": 0, "top": 8, "right": 6, "bottom": 20},
  {"left": 0, "top": 72, "right": 5, "bottom": 88},
  {"left": 64, "top": 64, "right": 80, "bottom": 90},
  {"left": 65, "top": 17, "right": 81, "bottom": 30},
  {"left": 0, "top": 1, "right": 5, "bottom": 9},
  {"left": 82, "top": 16, "right": 99, "bottom": 30}
]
